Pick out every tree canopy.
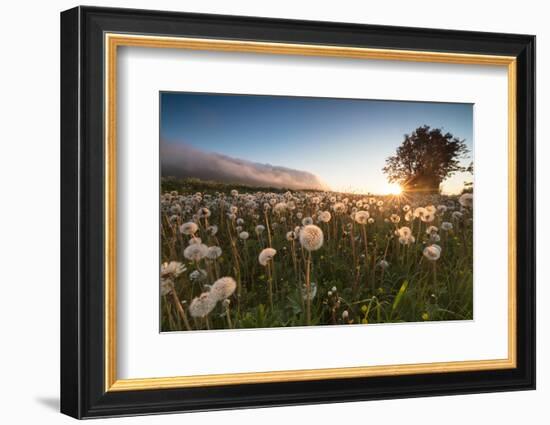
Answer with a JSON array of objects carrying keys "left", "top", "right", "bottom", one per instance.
[{"left": 382, "top": 125, "right": 469, "bottom": 193}]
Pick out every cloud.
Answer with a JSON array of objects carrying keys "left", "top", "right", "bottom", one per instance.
[{"left": 161, "top": 142, "right": 329, "bottom": 191}]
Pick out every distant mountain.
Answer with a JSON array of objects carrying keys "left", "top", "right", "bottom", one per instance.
[{"left": 161, "top": 142, "right": 329, "bottom": 191}]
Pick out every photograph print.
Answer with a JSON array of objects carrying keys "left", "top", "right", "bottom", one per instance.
[{"left": 159, "top": 92, "right": 474, "bottom": 332}]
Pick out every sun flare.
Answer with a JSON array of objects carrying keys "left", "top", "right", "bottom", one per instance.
[{"left": 383, "top": 182, "right": 403, "bottom": 195}]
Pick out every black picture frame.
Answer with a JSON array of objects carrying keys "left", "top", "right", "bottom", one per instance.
[{"left": 61, "top": 5, "right": 536, "bottom": 419}]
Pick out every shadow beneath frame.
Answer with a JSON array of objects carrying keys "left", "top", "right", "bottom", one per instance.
[{"left": 35, "top": 396, "right": 59, "bottom": 412}]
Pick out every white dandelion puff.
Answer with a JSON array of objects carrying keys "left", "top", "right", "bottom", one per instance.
[
  {"left": 210, "top": 277, "right": 237, "bottom": 301},
  {"left": 179, "top": 222, "right": 198, "bottom": 235},
  {"left": 441, "top": 221, "right": 453, "bottom": 231},
  {"left": 354, "top": 210, "right": 370, "bottom": 225},
  {"left": 299, "top": 224, "right": 324, "bottom": 251},
  {"left": 161, "top": 261, "right": 186, "bottom": 279},
  {"left": 188, "top": 293, "right": 217, "bottom": 318},
  {"left": 459, "top": 193, "right": 473, "bottom": 208},
  {"left": 259, "top": 247, "right": 277, "bottom": 266},
  {"left": 423, "top": 244, "right": 442, "bottom": 261},
  {"left": 206, "top": 246, "right": 222, "bottom": 259},
  {"left": 183, "top": 243, "right": 208, "bottom": 261}
]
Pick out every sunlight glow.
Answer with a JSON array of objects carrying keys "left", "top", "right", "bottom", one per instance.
[{"left": 383, "top": 182, "right": 403, "bottom": 195}]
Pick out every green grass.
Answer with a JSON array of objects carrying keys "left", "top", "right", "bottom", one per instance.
[{"left": 160, "top": 178, "right": 473, "bottom": 331}]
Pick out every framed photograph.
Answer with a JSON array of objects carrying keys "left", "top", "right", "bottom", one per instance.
[{"left": 60, "top": 6, "right": 535, "bottom": 419}]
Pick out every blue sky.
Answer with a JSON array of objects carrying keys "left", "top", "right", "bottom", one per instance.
[{"left": 160, "top": 92, "right": 473, "bottom": 194}]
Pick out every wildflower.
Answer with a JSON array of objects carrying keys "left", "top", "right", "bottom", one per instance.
[
  {"left": 239, "top": 231, "right": 250, "bottom": 240},
  {"left": 437, "top": 205, "right": 448, "bottom": 214},
  {"left": 259, "top": 247, "right": 277, "bottom": 266},
  {"left": 390, "top": 214, "right": 401, "bottom": 224},
  {"left": 180, "top": 222, "right": 198, "bottom": 235},
  {"left": 421, "top": 212, "right": 435, "bottom": 223},
  {"left": 255, "top": 224, "right": 265, "bottom": 235},
  {"left": 377, "top": 260, "right": 390, "bottom": 269},
  {"left": 333, "top": 202, "right": 346, "bottom": 213},
  {"left": 273, "top": 202, "right": 287, "bottom": 214},
  {"left": 160, "top": 278, "right": 174, "bottom": 296},
  {"left": 299, "top": 225, "right": 324, "bottom": 251},
  {"left": 161, "top": 261, "right": 186, "bottom": 279},
  {"left": 229, "top": 205, "right": 238, "bottom": 214},
  {"left": 426, "top": 225, "right": 438, "bottom": 235},
  {"left": 399, "top": 235, "right": 416, "bottom": 245},
  {"left": 318, "top": 211, "right": 332, "bottom": 223},
  {"left": 441, "top": 222, "right": 453, "bottom": 231},
  {"left": 188, "top": 293, "right": 217, "bottom": 318},
  {"left": 210, "top": 277, "right": 237, "bottom": 301},
  {"left": 206, "top": 225, "right": 218, "bottom": 236},
  {"left": 230, "top": 189, "right": 239, "bottom": 197},
  {"left": 197, "top": 207, "right": 211, "bottom": 218},
  {"left": 452, "top": 211, "right": 463, "bottom": 220},
  {"left": 354, "top": 210, "right": 370, "bottom": 225},
  {"left": 286, "top": 231, "right": 297, "bottom": 241},
  {"left": 302, "top": 217, "right": 313, "bottom": 226},
  {"left": 302, "top": 281, "right": 317, "bottom": 301},
  {"left": 423, "top": 244, "right": 442, "bottom": 261},
  {"left": 397, "top": 226, "right": 412, "bottom": 239},
  {"left": 425, "top": 205, "right": 436, "bottom": 214},
  {"left": 403, "top": 205, "right": 411, "bottom": 212},
  {"left": 188, "top": 237, "right": 202, "bottom": 245},
  {"left": 413, "top": 207, "right": 426, "bottom": 219},
  {"left": 367, "top": 217, "right": 375, "bottom": 224},
  {"left": 206, "top": 246, "right": 222, "bottom": 259},
  {"left": 189, "top": 269, "right": 207, "bottom": 281},
  {"left": 342, "top": 310, "right": 349, "bottom": 320},
  {"left": 183, "top": 243, "right": 208, "bottom": 261},
  {"left": 459, "top": 193, "right": 473, "bottom": 208}
]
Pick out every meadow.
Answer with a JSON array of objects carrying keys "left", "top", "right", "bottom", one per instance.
[{"left": 160, "top": 178, "right": 473, "bottom": 332}]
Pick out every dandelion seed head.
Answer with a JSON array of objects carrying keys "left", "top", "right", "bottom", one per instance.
[
  {"left": 299, "top": 224, "right": 324, "bottom": 251},
  {"left": 286, "top": 231, "right": 297, "bottom": 241},
  {"left": 206, "top": 246, "right": 222, "bottom": 259},
  {"left": 180, "top": 222, "right": 198, "bottom": 235},
  {"left": 210, "top": 276, "right": 237, "bottom": 301},
  {"left": 302, "top": 217, "right": 313, "bottom": 226},
  {"left": 426, "top": 225, "right": 438, "bottom": 235},
  {"left": 354, "top": 210, "right": 370, "bottom": 224},
  {"left": 160, "top": 278, "right": 174, "bottom": 296},
  {"left": 441, "top": 221, "right": 453, "bottom": 231},
  {"left": 161, "top": 261, "right": 186, "bottom": 279},
  {"left": 377, "top": 260, "right": 390, "bottom": 269},
  {"left": 459, "top": 193, "right": 473, "bottom": 208},
  {"left": 259, "top": 247, "right": 277, "bottom": 266},
  {"left": 239, "top": 231, "right": 249, "bottom": 240},
  {"left": 189, "top": 293, "right": 217, "bottom": 318},
  {"left": 183, "top": 243, "right": 208, "bottom": 261},
  {"left": 390, "top": 214, "right": 401, "bottom": 224},
  {"left": 318, "top": 210, "right": 332, "bottom": 223},
  {"left": 189, "top": 269, "right": 207, "bottom": 281},
  {"left": 197, "top": 207, "right": 211, "bottom": 218},
  {"left": 423, "top": 244, "right": 442, "bottom": 261},
  {"left": 302, "top": 281, "right": 317, "bottom": 301}
]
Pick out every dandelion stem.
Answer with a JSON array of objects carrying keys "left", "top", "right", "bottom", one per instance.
[{"left": 305, "top": 252, "right": 312, "bottom": 326}]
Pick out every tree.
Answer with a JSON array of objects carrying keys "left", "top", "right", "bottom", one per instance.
[{"left": 382, "top": 125, "right": 469, "bottom": 193}]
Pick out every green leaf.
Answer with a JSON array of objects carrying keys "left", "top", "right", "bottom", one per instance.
[{"left": 392, "top": 280, "right": 409, "bottom": 313}]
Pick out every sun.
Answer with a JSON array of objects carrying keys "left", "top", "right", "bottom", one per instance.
[{"left": 384, "top": 183, "right": 403, "bottom": 195}]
